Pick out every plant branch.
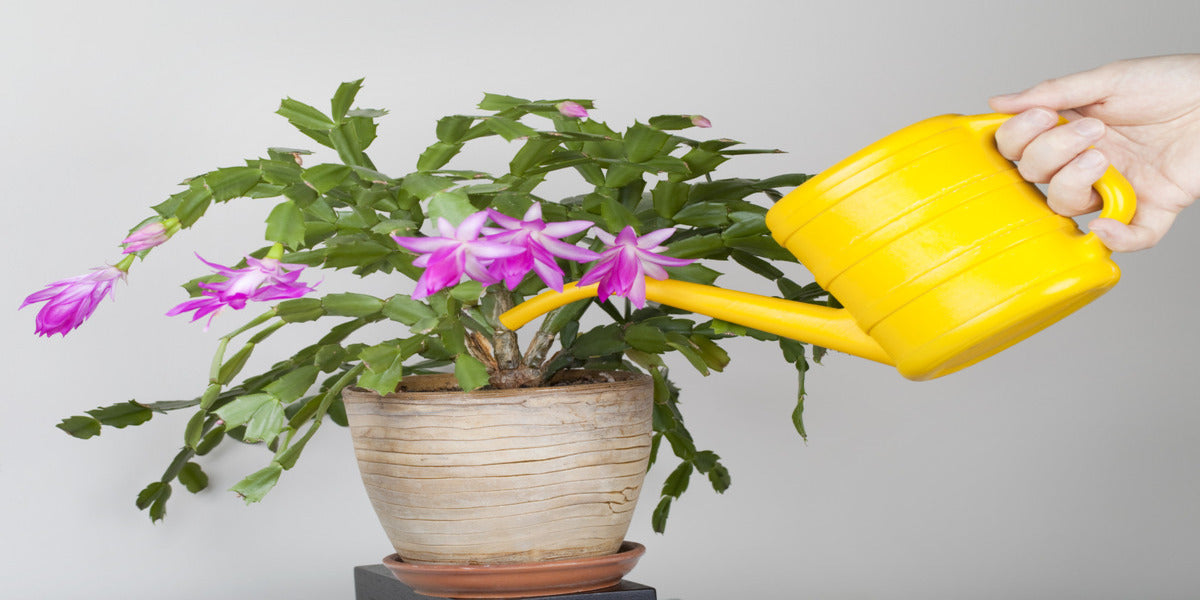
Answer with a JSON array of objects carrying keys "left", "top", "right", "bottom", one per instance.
[{"left": 488, "top": 288, "right": 522, "bottom": 370}]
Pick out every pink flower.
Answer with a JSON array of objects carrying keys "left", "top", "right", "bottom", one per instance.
[
  {"left": 21, "top": 264, "right": 127, "bottom": 337},
  {"left": 555, "top": 101, "right": 588, "bottom": 119},
  {"left": 483, "top": 204, "right": 599, "bottom": 291},
  {"left": 167, "top": 253, "right": 317, "bottom": 326},
  {"left": 578, "top": 226, "right": 694, "bottom": 308},
  {"left": 121, "top": 222, "right": 169, "bottom": 253},
  {"left": 690, "top": 115, "right": 712, "bottom": 128},
  {"left": 391, "top": 212, "right": 523, "bottom": 299}
]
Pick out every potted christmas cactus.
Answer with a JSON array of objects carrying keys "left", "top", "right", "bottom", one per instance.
[{"left": 22, "top": 80, "right": 828, "bottom": 594}]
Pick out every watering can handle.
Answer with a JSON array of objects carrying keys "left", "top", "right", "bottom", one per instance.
[{"left": 964, "top": 113, "right": 1137, "bottom": 242}]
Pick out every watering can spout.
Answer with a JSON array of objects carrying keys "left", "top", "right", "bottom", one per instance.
[{"left": 499, "top": 279, "right": 894, "bottom": 366}]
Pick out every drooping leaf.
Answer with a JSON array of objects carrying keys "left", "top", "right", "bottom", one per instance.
[
  {"left": 184, "top": 410, "right": 206, "bottom": 448},
  {"left": 242, "top": 399, "right": 286, "bottom": 444},
  {"left": 213, "top": 393, "right": 275, "bottom": 429},
  {"left": 173, "top": 185, "right": 213, "bottom": 228},
  {"left": 624, "top": 123, "right": 670, "bottom": 163},
  {"left": 276, "top": 298, "right": 325, "bottom": 322},
  {"left": 178, "top": 462, "right": 209, "bottom": 494},
  {"left": 662, "top": 462, "right": 693, "bottom": 498},
  {"left": 204, "top": 167, "right": 263, "bottom": 202},
  {"left": 264, "top": 200, "right": 306, "bottom": 249},
  {"left": 231, "top": 462, "right": 283, "bottom": 504},
  {"left": 672, "top": 202, "right": 730, "bottom": 227},
  {"left": 666, "top": 333, "right": 710, "bottom": 375},
  {"left": 651, "top": 497, "right": 672, "bottom": 534},
  {"left": 454, "top": 354, "right": 490, "bottom": 392},
  {"left": 135, "top": 481, "right": 171, "bottom": 522},
  {"left": 357, "top": 343, "right": 405, "bottom": 395},
  {"left": 85, "top": 400, "right": 153, "bottom": 429},
  {"left": 509, "top": 137, "right": 559, "bottom": 176},
  {"left": 321, "top": 293, "right": 384, "bottom": 317},
  {"left": 56, "top": 415, "right": 101, "bottom": 439},
  {"left": 569, "top": 325, "right": 627, "bottom": 358},
  {"left": 264, "top": 366, "right": 320, "bottom": 404},
  {"left": 647, "top": 115, "right": 699, "bottom": 130},
  {"left": 301, "top": 163, "right": 352, "bottom": 194},
  {"left": 478, "top": 93, "right": 529, "bottom": 111},
  {"left": 689, "top": 335, "right": 730, "bottom": 372},
  {"left": 436, "top": 115, "right": 475, "bottom": 143},
  {"left": 400, "top": 173, "right": 456, "bottom": 199},
  {"left": 624, "top": 324, "right": 672, "bottom": 353},
  {"left": 708, "top": 464, "right": 732, "bottom": 492},
  {"left": 427, "top": 188, "right": 476, "bottom": 225},
  {"left": 382, "top": 295, "right": 437, "bottom": 325},
  {"left": 417, "top": 141, "right": 463, "bottom": 171},
  {"left": 485, "top": 116, "right": 536, "bottom": 141}
]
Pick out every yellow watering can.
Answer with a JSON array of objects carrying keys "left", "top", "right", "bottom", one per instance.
[{"left": 500, "top": 113, "right": 1136, "bottom": 381}]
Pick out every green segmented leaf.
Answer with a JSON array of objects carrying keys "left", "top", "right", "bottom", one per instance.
[
  {"left": 454, "top": 354, "right": 490, "bottom": 392},
  {"left": 231, "top": 462, "right": 283, "bottom": 504},
  {"left": 178, "top": 462, "right": 209, "bottom": 494}
]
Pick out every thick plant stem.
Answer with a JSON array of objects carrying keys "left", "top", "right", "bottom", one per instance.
[
  {"left": 523, "top": 308, "right": 562, "bottom": 369},
  {"left": 486, "top": 288, "right": 543, "bottom": 388},
  {"left": 489, "top": 288, "right": 522, "bottom": 371}
]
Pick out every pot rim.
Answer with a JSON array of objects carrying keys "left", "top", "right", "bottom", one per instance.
[{"left": 344, "top": 369, "right": 652, "bottom": 399}]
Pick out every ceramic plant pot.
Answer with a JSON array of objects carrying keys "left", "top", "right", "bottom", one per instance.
[{"left": 342, "top": 370, "right": 653, "bottom": 566}]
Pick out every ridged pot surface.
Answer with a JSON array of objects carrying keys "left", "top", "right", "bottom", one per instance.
[{"left": 343, "top": 370, "right": 653, "bottom": 565}]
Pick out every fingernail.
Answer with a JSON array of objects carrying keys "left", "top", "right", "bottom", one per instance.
[
  {"left": 991, "top": 92, "right": 1018, "bottom": 102},
  {"left": 1073, "top": 118, "right": 1105, "bottom": 138},
  {"left": 1076, "top": 148, "right": 1106, "bottom": 170}
]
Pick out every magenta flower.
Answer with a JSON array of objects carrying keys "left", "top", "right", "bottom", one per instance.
[
  {"left": 167, "top": 253, "right": 317, "bottom": 326},
  {"left": 555, "top": 101, "right": 588, "bottom": 119},
  {"left": 483, "top": 204, "right": 599, "bottom": 291},
  {"left": 391, "top": 212, "right": 524, "bottom": 299},
  {"left": 690, "top": 115, "right": 712, "bottom": 128},
  {"left": 21, "top": 263, "right": 128, "bottom": 337},
  {"left": 122, "top": 222, "right": 169, "bottom": 253},
  {"left": 578, "top": 226, "right": 695, "bottom": 308}
]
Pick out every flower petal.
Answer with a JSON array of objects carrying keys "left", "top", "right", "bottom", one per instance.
[
  {"left": 456, "top": 211, "right": 491, "bottom": 240},
  {"left": 531, "top": 259, "right": 565, "bottom": 292},
  {"left": 639, "top": 250, "right": 695, "bottom": 268},
  {"left": 540, "top": 236, "right": 601, "bottom": 262},
  {"left": 522, "top": 203, "right": 543, "bottom": 222},
  {"left": 614, "top": 226, "right": 639, "bottom": 246},
  {"left": 485, "top": 208, "right": 523, "bottom": 231},
  {"left": 392, "top": 235, "right": 458, "bottom": 254},
  {"left": 591, "top": 227, "right": 616, "bottom": 247},
  {"left": 636, "top": 227, "right": 677, "bottom": 249},
  {"left": 541, "top": 220, "right": 594, "bottom": 238},
  {"left": 469, "top": 240, "right": 525, "bottom": 260},
  {"left": 642, "top": 261, "right": 670, "bottom": 280}
]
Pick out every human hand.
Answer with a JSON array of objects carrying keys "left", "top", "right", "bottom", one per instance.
[{"left": 989, "top": 54, "right": 1200, "bottom": 251}]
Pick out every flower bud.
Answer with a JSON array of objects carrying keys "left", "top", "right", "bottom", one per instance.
[
  {"left": 690, "top": 115, "right": 712, "bottom": 128},
  {"left": 555, "top": 101, "right": 589, "bottom": 119},
  {"left": 122, "top": 221, "right": 171, "bottom": 253}
]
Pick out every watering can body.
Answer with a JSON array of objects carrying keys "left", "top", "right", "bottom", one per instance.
[{"left": 501, "top": 113, "right": 1136, "bottom": 381}]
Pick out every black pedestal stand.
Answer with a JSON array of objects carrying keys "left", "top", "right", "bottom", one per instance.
[{"left": 354, "top": 564, "right": 657, "bottom": 600}]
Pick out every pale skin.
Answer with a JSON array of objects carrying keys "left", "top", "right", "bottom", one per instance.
[{"left": 989, "top": 54, "right": 1200, "bottom": 252}]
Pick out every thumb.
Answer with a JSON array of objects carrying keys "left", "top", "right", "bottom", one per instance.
[
  {"left": 990, "top": 65, "right": 1115, "bottom": 113},
  {"left": 1088, "top": 215, "right": 1172, "bottom": 252}
]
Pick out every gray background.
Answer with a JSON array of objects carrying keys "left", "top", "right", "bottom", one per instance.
[{"left": 2, "top": 1, "right": 1197, "bottom": 599}]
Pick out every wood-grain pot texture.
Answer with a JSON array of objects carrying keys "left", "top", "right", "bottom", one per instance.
[{"left": 343, "top": 371, "right": 653, "bottom": 565}]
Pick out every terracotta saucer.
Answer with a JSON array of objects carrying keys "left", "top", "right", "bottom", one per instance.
[{"left": 381, "top": 541, "right": 646, "bottom": 599}]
